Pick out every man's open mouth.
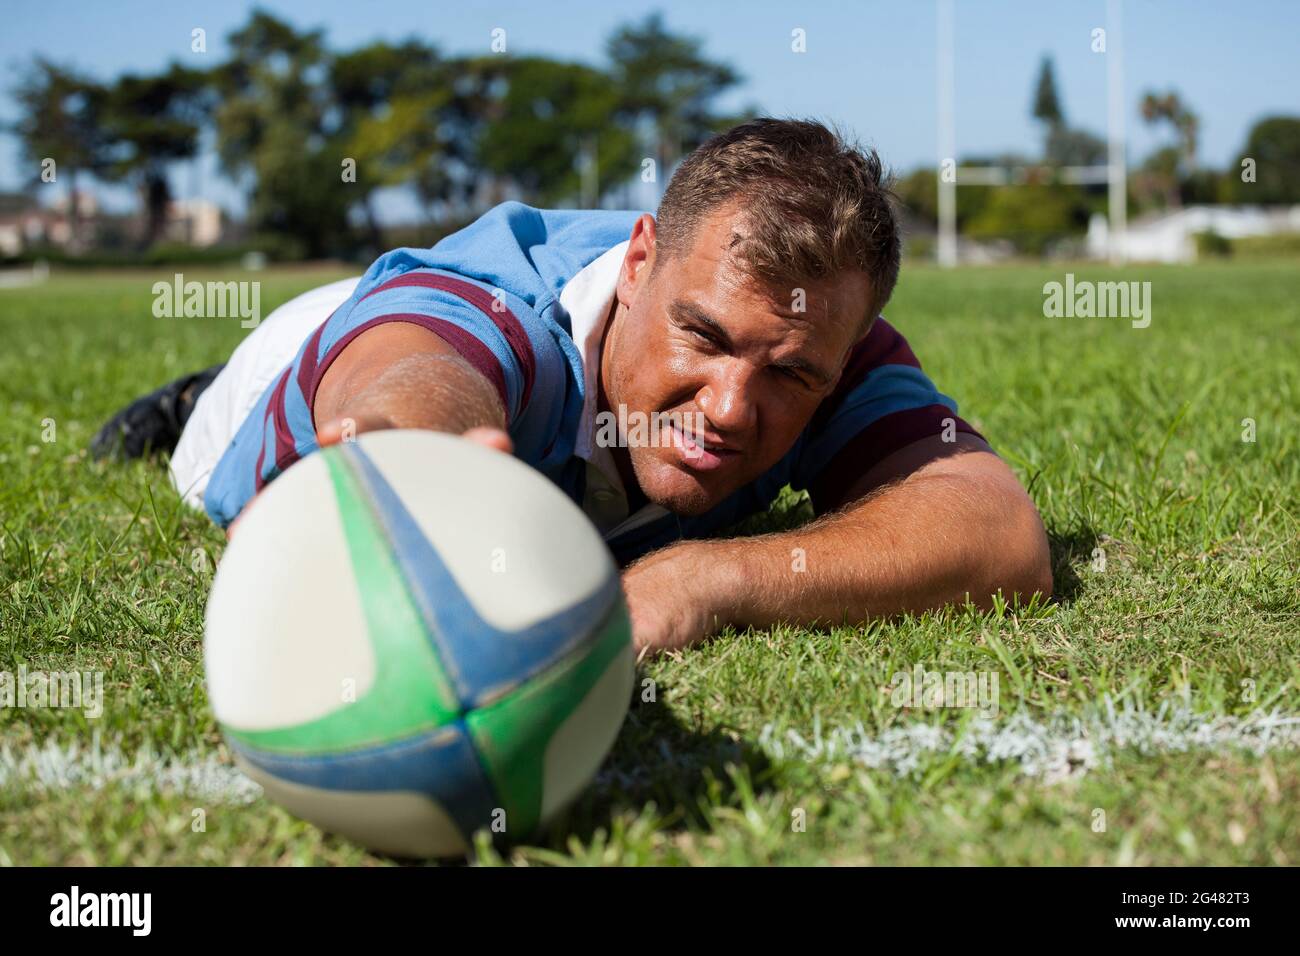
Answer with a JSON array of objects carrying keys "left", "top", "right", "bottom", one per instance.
[{"left": 667, "top": 421, "right": 740, "bottom": 471}]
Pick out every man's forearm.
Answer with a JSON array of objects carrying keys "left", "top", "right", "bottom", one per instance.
[
  {"left": 720, "top": 459, "right": 1049, "bottom": 628},
  {"left": 623, "top": 451, "right": 1052, "bottom": 649},
  {"left": 327, "top": 352, "right": 506, "bottom": 436},
  {"left": 312, "top": 322, "right": 507, "bottom": 442},
  {"left": 227, "top": 325, "right": 511, "bottom": 541}
]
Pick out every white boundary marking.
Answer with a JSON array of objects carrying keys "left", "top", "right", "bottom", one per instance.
[
  {"left": 757, "top": 700, "right": 1300, "bottom": 783},
  {"left": 3, "top": 702, "right": 1297, "bottom": 802},
  {"left": 0, "top": 735, "right": 261, "bottom": 805}
]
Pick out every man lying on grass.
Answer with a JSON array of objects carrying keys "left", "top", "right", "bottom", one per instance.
[{"left": 92, "top": 117, "right": 1052, "bottom": 652}]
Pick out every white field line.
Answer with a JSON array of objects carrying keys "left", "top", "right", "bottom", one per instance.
[
  {"left": 0, "top": 735, "right": 261, "bottom": 805},
  {"left": 756, "top": 700, "right": 1300, "bottom": 784},
  {"left": 3, "top": 703, "right": 1297, "bottom": 801}
]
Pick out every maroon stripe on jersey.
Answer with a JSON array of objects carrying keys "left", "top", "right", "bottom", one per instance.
[
  {"left": 306, "top": 313, "right": 509, "bottom": 414},
  {"left": 361, "top": 272, "right": 535, "bottom": 411},
  {"left": 252, "top": 369, "right": 294, "bottom": 493},
  {"left": 812, "top": 317, "right": 920, "bottom": 433},
  {"left": 295, "top": 313, "right": 332, "bottom": 413},
  {"left": 253, "top": 427, "right": 268, "bottom": 493},
  {"left": 268, "top": 368, "right": 300, "bottom": 473},
  {"left": 809, "top": 404, "right": 982, "bottom": 512}
]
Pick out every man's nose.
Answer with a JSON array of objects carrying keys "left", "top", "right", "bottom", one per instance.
[{"left": 696, "top": 361, "right": 758, "bottom": 435}]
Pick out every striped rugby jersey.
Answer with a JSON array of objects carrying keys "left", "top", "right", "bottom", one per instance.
[{"left": 204, "top": 201, "right": 978, "bottom": 565}]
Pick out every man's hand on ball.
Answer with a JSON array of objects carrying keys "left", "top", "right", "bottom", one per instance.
[
  {"left": 461, "top": 426, "right": 513, "bottom": 454},
  {"left": 315, "top": 411, "right": 393, "bottom": 448}
]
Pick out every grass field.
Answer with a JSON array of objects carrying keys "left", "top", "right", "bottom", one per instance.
[{"left": 1, "top": 259, "right": 1297, "bottom": 866}]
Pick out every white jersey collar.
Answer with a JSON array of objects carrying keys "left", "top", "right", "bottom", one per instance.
[{"left": 556, "top": 239, "right": 669, "bottom": 537}]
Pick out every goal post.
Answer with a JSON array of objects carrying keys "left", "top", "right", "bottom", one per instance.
[{"left": 935, "top": 0, "right": 1128, "bottom": 266}]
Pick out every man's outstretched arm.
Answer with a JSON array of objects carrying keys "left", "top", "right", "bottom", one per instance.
[
  {"left": 228, "top": 323, "right": 512, "bottom": 538},
  {"left": 622, "top": 434, "right": 1052, "bottom": 652},
  {"left": 313, "top": 322, "right": 512, "bottom": 452}
]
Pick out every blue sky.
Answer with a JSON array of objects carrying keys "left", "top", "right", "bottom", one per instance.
[{"left": 3, "top": 0, "right": 1296, "bottom": 218}]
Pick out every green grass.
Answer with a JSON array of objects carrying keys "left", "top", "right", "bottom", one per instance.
[{"left": 1, "top": 259, "right": 1297, "bottom": 865}]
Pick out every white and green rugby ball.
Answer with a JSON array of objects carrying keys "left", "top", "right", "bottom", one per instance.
[{"left": 203, "top": 430, "right": 634, "bottom": 857}]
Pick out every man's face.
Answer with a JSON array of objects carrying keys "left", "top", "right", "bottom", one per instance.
[{"left": 601, "top": 204, "right": 873, "bottom": 516}]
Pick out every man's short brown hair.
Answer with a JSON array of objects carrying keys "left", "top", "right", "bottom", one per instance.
[{"left": 655, "top": 117, "right": 901, "bottom": 328}]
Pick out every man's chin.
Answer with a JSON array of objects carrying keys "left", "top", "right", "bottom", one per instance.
[
  {"left": 634, "top": 454, "right": 736, "bottom": 517},
  {"left": 650, "top": 487, "right": 715, "bottom": 517}
]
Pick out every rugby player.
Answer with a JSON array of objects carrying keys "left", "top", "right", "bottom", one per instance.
[{"left": 92, "top": 118, "right": 1052, "bottom": 651}]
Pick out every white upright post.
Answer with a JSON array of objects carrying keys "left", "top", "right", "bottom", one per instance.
[
  {"left": 1107, "top": 0, "right": 1128, "bottom": 266},
  {"left": 937, "top": 0, "right": 957, "bottom": 268}
]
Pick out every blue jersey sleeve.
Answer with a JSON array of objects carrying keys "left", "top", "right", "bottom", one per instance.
[{"left": 202, "top": 267, "right": 575, "bottom": 528}]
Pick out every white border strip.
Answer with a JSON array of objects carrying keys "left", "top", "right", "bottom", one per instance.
[
  {"left": 4, "top": 702, "right": 1297, "bottom": 801},
  {"left": 0, "top": 736, "right": 261, "bottom": 805},
  {"left": 757, "top": 701, "right": 1300, "bottom": 783}
]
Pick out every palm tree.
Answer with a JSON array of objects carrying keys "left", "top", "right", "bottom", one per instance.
[{"left": 1140, "top": 90, "right": 1200, "bottom": 208}]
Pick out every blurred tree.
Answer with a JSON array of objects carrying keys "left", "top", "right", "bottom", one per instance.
[
  {"left": 331, "top": 40, "right": 454, "bottom": 247},
  {"left": 894, "top": 166, "right": 992, "bottom": 232},
  {"left": 1029, "top": 56, "right": 1107, "bottom": 169},
  {"left": 413, "top": 55, "right": 507, "bottom": 216},
  {"left": 894, "top": 168, "right": 938, "bottom": 227},
  {"left": 607, "top": 14, "right": 746, "bottom": 182},
  {"left": 1045, "top": 125, "right": 1107, "bottom": 167},
  {"left": 212, "top": 11, "right": 351, "bottom": 257},
  {"left": 1141, "top": 91, "right": 1199, "bottom": 170},
  {"left": 966, "top": 183, "right": 1088, "bottom": 255},
  {"left": 1231, "top": 116, "right": 1300, "bottom": 204},
  {"left": 474, "top": 56, "right": 637, "bottom": 207},
  {"left": 1181, "top": 167, "right": 1233, "bottom": 205},
  {"left": 14, "top": 12, "right": 753, "bottom": 259},
  {"left": 1138, "top": 90, "right": 1199, "bottom": 209},
  {"left": 1132, "top": 145, "right": 1182, "bottom": 210},
  {"left": 1021, "top": 49, "right": 1107, "bottom": 225},
  {"left": 99, "top": 64, "right": 211, "bottom": 248},
  {"left": 10, "top": 60, "right": 109, "bottom": 249},
  {"left": 1031, "top": 56, "right": 1063, "bottom": 128}
]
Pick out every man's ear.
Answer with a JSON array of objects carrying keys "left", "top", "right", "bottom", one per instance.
[{"left": 617, "top": 213, "right": 658, "bottom": 305}]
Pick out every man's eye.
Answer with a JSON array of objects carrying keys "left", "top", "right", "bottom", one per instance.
[
  {"left": 776, "top": 366, "right": 808, "bottom": 386},
  {"left": 688, "top": 326, "right": 718, "bottom": 346}
]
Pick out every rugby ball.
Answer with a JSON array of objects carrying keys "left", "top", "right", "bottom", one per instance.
[{"left": 203, "top": 429, "right": 633, "bottom": 857}]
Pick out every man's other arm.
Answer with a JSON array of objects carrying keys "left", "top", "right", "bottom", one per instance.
[{"left": 622, "top": 434, "right": 1052, "bottom": 652}]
